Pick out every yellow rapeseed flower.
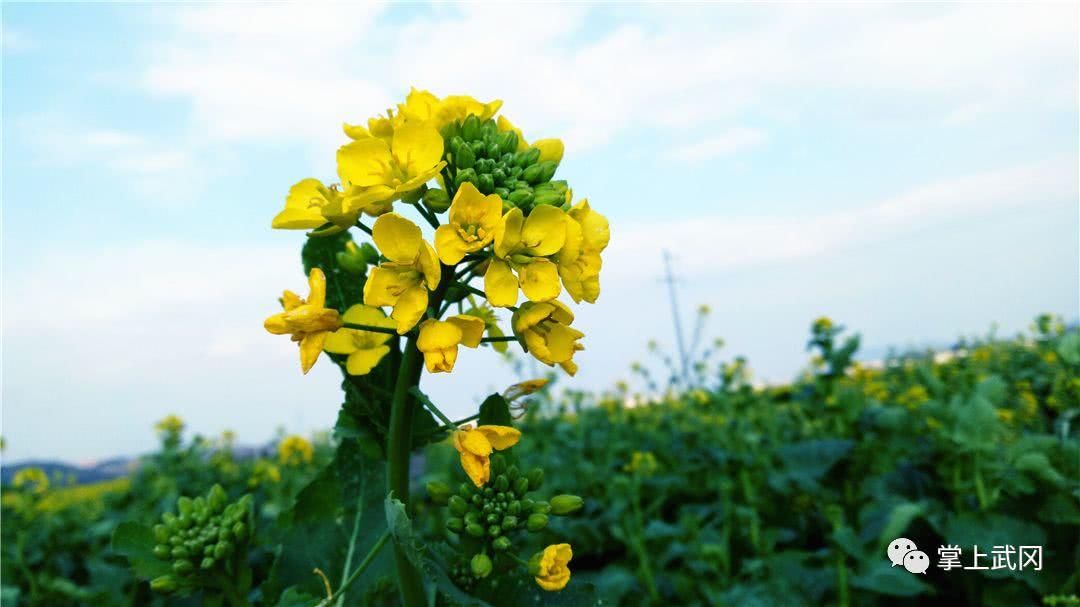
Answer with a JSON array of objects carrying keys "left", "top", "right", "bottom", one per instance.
[
  {"left": 278, "top": 435, "right": 314, "bottom": 466},
  {"left": 336, "top": 123, "right": 446, "bottom": 216},
  {"left": 155, "top": 414, "right": 185, "bottom": 436},
  {"left": 324, "top": 305, "right": 396, "bottom": 375},
  {"left": 532, "top": 544, "right": 573, "bottom": 592},
  {"left": 556, "top": 199, "right": 610, "bottom": 304},
  {"left": 485, "top": 206, "right": 567, "bottom": 307},
  {"left": 452, "top": 425, "right": 521, "bottom": 487},
  {"left": 363, "top": 214, "right": 441, "bottom": 334},
  {"left": 496, "top": 115, "right": 564, "bottom": 161},
  {"left": 13, "top": 468, "right": 50, "bottom": 494},
  {"left": 417, "top": 315, "right": 485, "bottom": 373},
  {"left": 512, "top": 301, "right": 584, "bottom": 375},
  {"left": 271, "top": 178, "right": 356, "bottom": 234},
  {"left": 264, "top": 268, "right": 344, "bottom": 374},
  {"left": 433, "top": 182, "right": 503, "bottom": 264}
]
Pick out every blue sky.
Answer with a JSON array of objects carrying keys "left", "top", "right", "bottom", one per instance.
[{"left": 2, "top": 3, "right": 1077, "bottom": 463}]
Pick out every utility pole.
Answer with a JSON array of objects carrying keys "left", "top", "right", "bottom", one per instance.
[{"left": 662, "top": 250, "right": 690, "bottom": 387}]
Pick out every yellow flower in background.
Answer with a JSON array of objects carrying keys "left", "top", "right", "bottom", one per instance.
[
  {"left": 625, "top": 451, "right": 659, "bottom": 476},
  {"left": 271, "top": 178, "right": 356, "bottom": 234},
  {"left": 363, "top": 214, "right": 441, "bottom": 334},
  {"left": 264, "top": 268, "right": 343, "bottom": 373},
  {"left": 13, "top": 468, "right": 50, "bottom": 494},
  {"left": 324, "top": 305, "right": 397, "bottom": 375},
  {"left": 154, "top": 414, "right": 185, "bottom": 436},
  {"left": 532, "top": 544, "right": 573, "bottom": 591},
  {"left": 512, "top": 301, "right": 585, "bottom": 375},
  {"left": 249, "top": 460, "right": 282, "bottom": 487},
  {"left": 485, "top": 206, "right": 568, "bottom": 307},
  {"left": 434, "top": 182, "right": 503, "bottom": 264},
  {"left": 336, "top": 123, "right": 446, "bottom": 215},
  {"left": 417, "top": 315, "right": 485, "bottom": 373},
  {"left": 278, "top": 435, "right": 314, "bottom": 466},
  {"left": 496, "top": 115, "right": 564, "bottom": 161},
  {"left": 452, "top": 425, "right": 521, "bottom": 487}
]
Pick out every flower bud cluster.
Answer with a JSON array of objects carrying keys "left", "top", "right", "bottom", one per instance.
[{"left": 148, "top": 485, "right": 252, "bottom": 594}]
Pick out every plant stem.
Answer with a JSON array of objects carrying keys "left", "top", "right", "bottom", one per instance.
[
  {"left": 481, "top": 335, "right": 518, "bottom": 344},
  {"left": 411, "top": 202, "right": 440, "bottom": 229},
  {"left": 410, "top": 386, "right": 455, "bottom": 426},
  {"left": 458, "top": 284, "right": 486, "bottom": 298},
  {"left": 386, "top": 336, "right": 427, "bottom": 607},
  {"left": 319, "top": 531, "right": 392, "bottom": 607},
  {"left": 342, "top": 322, "right": 402, "bottom": 336},
  {"left": 354, "top": 221, "right": 373, "bottom": 235}
]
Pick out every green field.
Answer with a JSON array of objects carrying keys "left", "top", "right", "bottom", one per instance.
[{"left": 3, "top": 315, "right": 1077, "bottom": 607}]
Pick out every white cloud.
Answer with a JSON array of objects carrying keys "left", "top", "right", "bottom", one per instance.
[
  {"left": 670, "top": 128, "right": 766, "bottom": 162},
  {"left": 606, "top": 157, "right": 1079, "bottom": 278}
]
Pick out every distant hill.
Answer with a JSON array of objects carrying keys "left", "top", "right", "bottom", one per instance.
[{"left": 0, "top": 456, "right": 135, "bottom": 485}]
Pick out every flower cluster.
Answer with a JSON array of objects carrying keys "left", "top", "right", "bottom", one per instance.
[{"left": 264, "top": 88, "right": 609, "bottom": 377}]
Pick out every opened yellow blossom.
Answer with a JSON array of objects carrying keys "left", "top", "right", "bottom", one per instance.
[
  {"left": 397, "top": 88, "right": 503, "bottom": 131},
  {"left": 532, "top": 544, "right": 573, "bottom": 591},
  {"left": 417, "top": 315, "right": 485, "bottom": 373},
  {"left": 336, "top": 123, "right": 446, "bottom": 216},
  {"left": 363, "top": 214, "right": 441, "bottom": 334},
  {"left": 434, "top": 182, "right": 503, "bottom": 264},
  {"left": 264, "top": 268, "right": 344, "bottom": 373},
  {"left": 452, "top": 424, "right": 521, "bottom": 487},
  {"left": 324, "top": 305, "right": 397, "bottom": 375},
  {"left": 14, "top": 467, "right": 50, "bottom": 495},
  {"left": 271, "top": 178, "right": 356, "bottom": 234},
  {"left": 496, "top": 115, "right": 564, "bottom": 162},
  {"left": 154, "top": 414, "right": 185, "bottom": 436},
  {"left": 485, "top": 206, "right": 568, "bottom": 307},
  {"left": 556, "top": 199, "right": 610, "bottom": 304},
  {"left": 277, "top": 435, "right": 314, "bottom": 466},
  {"left": 512, "top": 300, "right": 585, "bottom": 375}
]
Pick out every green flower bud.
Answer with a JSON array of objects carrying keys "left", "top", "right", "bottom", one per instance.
[
  {"left": 153, "top": 544, "right": 170, "bottom": 559},
  {"left": 498, "top": 131, "right": 519, "bottom": 155},
  {"left": 172, "top": 560, "right": 194, "bottom": 576},
  {"left": 492, "top": 536, "right": 512, "bottom": 552},
  {"left": 501, "top": 515, "right": 518, "bottom": 529},
  {"left": 169, "top": 535, "right": 183, "bottom": 547},
  {"left": 506, "top": 465, "right": 520, "bottom": 481},
  {"left": 508, "top": 500, "right": 522, "bottom": 516},
  {"left": 521, "top": 498, "right": 535, "bottom": 511},
  {"left": 153, "top": 524, "right": 169, "bottom": 543},
  {"left": 537, "top": 160, "right": 558, "bottom": 183},
  {"left": 522, "top": 164, "right": 543, "bottom": 184},
  {"left": 171, "top": 546, "right": 189, "bottom": 559},
  {"left": 162, "top": 512, "right": 178, "bottom": 528},
  {"left": 471, "top": 494, "right": 482, "bottom": 505},
  {"left": 513, "top": 477, "right": 529, "bottom": 496},
  {"left": 448, "top": 494, "right": 468, "bottom": 516},
  {"left": 193, "top": 496, "right": 206, "bottom": 513},
  {"left": 465, "top": 523, "right": 485, "bottom": 538},
  {"left": 516, "top": 148, "right": 540, "bottom": 168},
  {"left": 550, "top": 495, "right": 585, "bottom": 515},
  {"left": 150, "top": 575, "right": 178, "bottom": 593},
  {"left": 459, "top": 483, "right": 472, "bottom": 498},
  {"left": 477, "top": 173, "right": 495, "bottom": 194},
  {"left": 532, "top": 500, "right": 551, "bottom": 514},
  {"left": 400, "top": 186, "right": 426, "bottom": 205},
  {"left": 200, "top": 557, "right": 215, "bottom": 570},
  {"left": 508, "top": 189, "right": 533, "bottom": 206},
  {"left": 461, "top": 115, "right": 481, "bottom": 141},
  {"left": 532, "top": 191, "right": 564, "bottom": 207},
  {"left": 486, "top": 141, "right": 500, "bottom": 159},
  {"left": 427, "top": 481, "right": 452, "bottom": 506},
  {"left": 214, "top": 542, "right": 229, "bottom": 559},
  {"left": 232, "top": 522, "right": 246, "bottom": 539},
  {"left": 488, "top": 524, "right": 501, "bottom": 537},
  {"left": 482, "top": 503, "right": 493, "bottom": 514},
  {"left": 470, "top": 553, "right": 493, "bottom": 578},
  {"left": 527, "top": 552, "right": 543, "bottom": 576},
  {"left": 423, "top": 188, "right": 451, "bottom": 213},
  {"left": 454, "top": 168, "right": 478, "bottom": 188},
  {"left": 527, "top": 469, "right": 544, "bottom": 491},
  {"left": 526, "top": 513, "right": 549, "bottom": 532},
  {"left": 480, "top": 119, "right": 497, "bottom": 139},
  {"left": 446, "top": 517, "right": 464, "bottom": 533},
  {"left": 456, "top": 143, "right": 476, "bottom": 170},
  {"left": 177, "top": 497, "right": 193, "bottom": 517},
  {"left": 494, "top": 187, "right": 510, "bottom": 199},
  {"left": 450, "top": 135, "right": 466, "bottom": 155},
  {"left": 491, "top": 453, "right": 506, "bottom": 475},
  {"left": 495, "top": 475, "right": 509, "bottom": 492}
]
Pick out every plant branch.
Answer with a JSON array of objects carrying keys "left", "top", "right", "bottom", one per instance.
[
  {"left": 342, "top": 322, "right": 403, "bottom": 336},
  {"left": 409, "top": 386, "right": 455, "bottom": 427},
  {"left": 481, "top": 335, "right": 518, "bottom": 344}
]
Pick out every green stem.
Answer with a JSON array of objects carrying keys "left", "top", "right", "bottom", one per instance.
[
  {"left": 411, "top": 202, "right": 440, "bottom": 229},
  {"left": 409, "top": 386, "right": 455, "bottom": 426},
  {"left": 354, "top": 221, "right": 373, "bottom": 235},
  {"left": 836, "top": 550, "right": 850, "bottom": 607},
  {"left": 386, "top": 337, "right": 427, "bottom": 607},
  {"left": 454, "top": 257, "right": 487, "bottom": 280},
  {"left": 458, "top": 284, "right": 486, "bottom": 298},
  {"left": 335, "top": 482, "right": 367, "bottom": 607},
  {"left": 481, "top": 335, "right": 518, "bottom": 344},
  {"left": 429, "top": 413, "right": 480, "bottom": 435},
  {"left": 342, "top": 322, "right": 403, "bottom": 336},
  {"left": 973, "top": 452, "right": 989, "bottom": 510},
  {"left": 320, "top": 531, "right": 392, "bottom": 607}
]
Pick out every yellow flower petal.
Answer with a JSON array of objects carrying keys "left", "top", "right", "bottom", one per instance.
[
  {"left": 323, "top": 329, "right": 358, "bottom": 354},
  {"left": 299, "top": 331, "right": 328, "bottom": 374},
  {"left": 391, "top": 123, "right": 444, "bottom": 180},
  {"left": 372, "top": 213, "right": 422, "bottom": 263},
  {"left": 518, "top": 259, "right": 561, "bottom": 302},
  {"left": 484, "top": 258, "right": 519, "bottom": 308},
  {"left": 391, "top": 284, "right": 428, "bottom": 334},
  {"left": 533, "top": 138, "right": 564, "bottom": 163},
  {"left": 448, "top": 315, "right": 485, "bottom": 348},
  {"left": 475, "top": 425, "right": 520, "bottom": 450},
  {"left": 363, "top": 266, "right": 412, "bottom": 307},
  {"left": 418, "top": 241, "right": 442, "bottom": 290},
  {"left": 568, "top": 199, "right": 610, "bottom": 253},
  {"left": 345, "top": 345, "right": 390, "bottom": 375},
  {"left": 307, "top": 268, "right": 328, "bottom": 308},
  {"left": 460, "top": 451, "right": 489, "bottom": 487},
  {"left": 434, "top": 224, "right": 470, "bottom": 265},
  {"left": 494, "top": 207, "right": 524, "bottom": 258},
  {"left": 521, "top": 205, "right": 567, "bottom": 257},
  {"left": 271, "top": 207, "right": 326, "bottom": 230},
  {"left": 264, "top": 312, "right": 290, "bottom": 335},
  {"left": 337, "top": 137, "right": 394, "bottom": 189},
  {"left": 459, "top": 428, "right": 493, "bottom": 457}
]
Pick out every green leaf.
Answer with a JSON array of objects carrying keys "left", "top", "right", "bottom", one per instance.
[
  {"left": 851, "top": 561, "right": 933, "bottom": 597},
  {"left": 478, "top": 393, "right": 513, "bottom": 427},
  {"left": 385, "top": 495, "right": 426, "bottom": 572},
  {"left": 1057, "top": 331, "right": 1080, "bottom": 365},
  {"left": 301, "top": 231, "right": 365, "bottom": 313},
  {"left": 110, "top": 521, "right": 173, "bottom": 580},
  {"left": 876, "top": 501, "right": 927, "bottom": 550},
  {"left": 273, "top": 587, "right": 319, "bottom": 607}
]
